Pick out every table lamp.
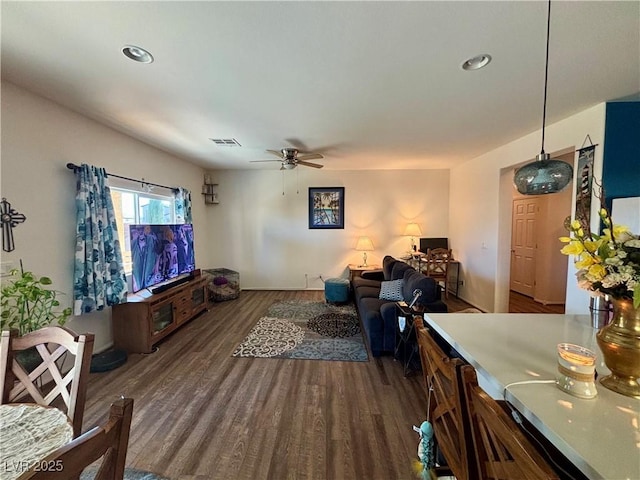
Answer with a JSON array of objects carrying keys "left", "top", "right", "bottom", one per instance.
[
  {"left": 355, "top": 236, "right": 374, "bottom": 267},
  {"left": 403, "top": 223, "right": 422, "bottom": 252}
]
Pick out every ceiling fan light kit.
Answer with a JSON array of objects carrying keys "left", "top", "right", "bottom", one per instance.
[{"left": 513, "top": 0, "right": 573, "bottom": 196}]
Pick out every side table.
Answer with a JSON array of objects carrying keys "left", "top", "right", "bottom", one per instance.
[
  {"left": 347, "top": 264, "right": 381, "bottom": 282},
  {"left": 394, "top": 302, "right": 423, "bottom": 376}
]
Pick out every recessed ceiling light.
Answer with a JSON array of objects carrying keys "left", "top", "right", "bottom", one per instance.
[
  {"left": 461, "top": 54, "right": 492, "bottom": 71},
  {"left": 122, "top": 45, "right": 154, "bottom": 64}
]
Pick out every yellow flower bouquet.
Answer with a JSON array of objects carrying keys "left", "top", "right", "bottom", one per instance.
[{"left": 560, "top": 208, "right": 640, "bottom": 308}]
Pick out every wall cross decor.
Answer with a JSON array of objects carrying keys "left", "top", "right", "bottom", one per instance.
[{"left": 1, "top": 198, "right": 26, "bottom": 252}]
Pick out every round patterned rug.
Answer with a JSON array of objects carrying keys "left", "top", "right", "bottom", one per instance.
[
  {"left": 233, "top": 300, "right": 368, "bottom": 362},
  {"left": 307, "top": 312, "right": 360, "bottom": 338}
]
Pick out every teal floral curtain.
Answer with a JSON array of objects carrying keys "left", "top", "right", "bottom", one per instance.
[
  {"left": 73, "top": 164, "right": 127, "bottom": 315},
  {"left": 175, "top": 187, "right": 192, "bottom": 223}
]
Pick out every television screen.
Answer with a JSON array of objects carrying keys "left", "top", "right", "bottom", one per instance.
[
  {"left": 419, "top": 237, "right": 449, "bottom": 254},
  {"left": 128, "top": 224, "right": 195, "bottom": 293}
]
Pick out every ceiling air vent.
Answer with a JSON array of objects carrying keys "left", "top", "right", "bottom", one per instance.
[{"left": 209, "top": 138, "right": 241, "bottom": 147}]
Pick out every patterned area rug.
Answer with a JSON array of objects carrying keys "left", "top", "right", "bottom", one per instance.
[{"left": 233, "top": 300, "right": 368, "bottom": 362}]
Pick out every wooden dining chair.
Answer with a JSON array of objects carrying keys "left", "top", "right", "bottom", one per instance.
[
  {"left": 17, "top": 397, "right": 134, "bottom": 480},
  {"left": 0, "top": 326, "right": 95, "bottom": 438},
  {"left": 459, "top": 365, "right": 560, "bottom": 480},
  {"left": 415, "top": 319, "right": 475, "bottom": 480},
  {"left": 423, "top": 248, "right": 452, "bottom": 298}
]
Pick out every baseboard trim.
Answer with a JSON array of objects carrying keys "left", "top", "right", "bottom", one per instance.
[{"left": 533, "top": 297, "right": 565, "bottom": 305}]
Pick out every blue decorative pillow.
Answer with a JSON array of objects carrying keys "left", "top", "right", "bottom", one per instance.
[{"left": 379, "top": 279, "right": 405, "bottom": 301}]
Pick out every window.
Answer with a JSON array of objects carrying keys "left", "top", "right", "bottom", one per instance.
[{"left": 111, "top": 187, "right": 176, "bottom": 273}]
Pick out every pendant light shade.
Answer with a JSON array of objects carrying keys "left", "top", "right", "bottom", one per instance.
[
  {"left": 513, "top": 0, "right": 573, "bottom": 195},
  {"left": 514, "top": 153, "right": 574, "bottom": 195}
]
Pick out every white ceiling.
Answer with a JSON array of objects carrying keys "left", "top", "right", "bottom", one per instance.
[{"left": 2, "top": 1, "right": 639, "bottom": 171}]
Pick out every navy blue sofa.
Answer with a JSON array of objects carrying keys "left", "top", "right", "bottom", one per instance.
[{"left": 352, "top": 255, "right": 448, "bottom": 357}]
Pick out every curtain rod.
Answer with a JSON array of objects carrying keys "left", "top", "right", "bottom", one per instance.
[{"left": 66, "top": 163, "right": 178, "bottom": 192}]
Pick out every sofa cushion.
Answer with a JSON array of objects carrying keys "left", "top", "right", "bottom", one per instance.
[
  {"left": 355, "top": 285, "right": 381, "bottom": 300},
  {"left": 391, "top": 261, "right": 414, "bottom": 281},
  {"left": 402, "top": 269, "right": 439, "bottom": 306},
  {"left": 352, "top": 277, "right": 380, "bottom": 290},
  {"left": 360, "top": 269, "right": 384, "bottom": 282},
  {"left": 382, "top": 255, "right": 397, "bottom": 281},
  {"left": 379, "top": 279, "right": 404, "bottom": 301}
]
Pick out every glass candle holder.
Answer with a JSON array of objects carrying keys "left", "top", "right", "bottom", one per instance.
[{"left": 556, "top": 343, "right": 598, "bottom": 399}]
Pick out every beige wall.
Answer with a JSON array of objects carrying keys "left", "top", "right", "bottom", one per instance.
[
  {"left": 0, "top": 81, "right": 209, "bottom": 352},
  {"left": 450, "top": 103, "right": 606, "bottom": 313},
  {"left": 205, "top": 168, "right": 450, "bottom": 289}
]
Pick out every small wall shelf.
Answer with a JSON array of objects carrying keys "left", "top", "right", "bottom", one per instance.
[{"left": 202, "top": 175, "right": 219, "bottom": 204}]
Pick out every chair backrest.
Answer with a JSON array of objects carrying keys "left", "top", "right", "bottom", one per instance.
[
  {"left": 17, "top": 397, "right": 134, "bottom": 480},
  {"left": 459, "top": 365, "right": 560, "bottom": 480},
  {"left": 423, "top": 248, "right": 452, "bottom": 279},
  {"left": 1, "top": 326, "right": 95, "bottom": 438},
  {"left": 415, "top": 320, "right": 474, "bottom": 480}
]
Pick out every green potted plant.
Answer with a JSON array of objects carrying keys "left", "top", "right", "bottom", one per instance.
[{"left": 1, "top": 268, "right": 72, "bottom": 370}]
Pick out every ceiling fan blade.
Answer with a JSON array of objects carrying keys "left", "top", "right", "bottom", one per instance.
[
  {"left": 266, "top": 149, "right": 284, "bottom": 158},
  {"left": 284, "top": 138, "right": 342, "bottom": 155},
  {"left": 297, "top": 160, "right": 323, "bottom": 169},
  {"left": 296, "top": 153, "right": 324, "bottom": 161},
  {"left": 284, "top": 138, "right": 309, "bottom": 152},
  {"left": 250, "top": 159, "right": 282, "bottom": 163}
]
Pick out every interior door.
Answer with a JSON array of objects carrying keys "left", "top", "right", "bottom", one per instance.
[{"left": 510, "top": 198, "right": 538, "bottom": 296}]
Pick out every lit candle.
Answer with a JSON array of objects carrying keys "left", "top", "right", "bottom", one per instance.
[{"left": 556, "top": 343, "right": 598, "bottom": 399}]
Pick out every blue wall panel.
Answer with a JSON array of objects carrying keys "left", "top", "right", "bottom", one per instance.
[{"left": 602, "top": 102, "right": 640, "bottom": 211}]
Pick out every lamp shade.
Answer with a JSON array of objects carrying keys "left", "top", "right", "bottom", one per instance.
[
  {"left": 403, "top": 223, "right": 422, "bottom": 237},
  {"left": 514, "top": 154, "right": 573, "bottom": 195},
  {"left": 355, "top": 236, "right": 374, "bottom": 251}
]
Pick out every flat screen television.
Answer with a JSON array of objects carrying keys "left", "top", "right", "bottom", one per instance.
[
  {"left": 128, "top": 223, "right": 196, "bottom": 293},
  {"left": 419, "top": 237, "right": 449, "bottom": 254}
]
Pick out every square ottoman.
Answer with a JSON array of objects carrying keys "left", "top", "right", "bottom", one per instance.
[{"left": 324, "top": 277, "right": 350, "bottom": 304}]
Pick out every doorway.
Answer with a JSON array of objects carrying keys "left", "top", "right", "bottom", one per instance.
[{"left": 507, "top": 151, "right": 573, "bottom": 313}]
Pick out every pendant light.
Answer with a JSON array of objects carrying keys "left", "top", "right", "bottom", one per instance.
[{"left": 513, "top": 0, "right": 573, "bottom": 195}]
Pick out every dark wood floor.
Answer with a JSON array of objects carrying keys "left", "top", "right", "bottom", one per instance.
[
  {"left": 509, "top": 291, "right": 565, "bottom": 314},
  {"left": 84, "top": 290, "right": 429, "bottom": 480},
  {"left": 82, "top": 289, "right": 562, "bottom": 479}
]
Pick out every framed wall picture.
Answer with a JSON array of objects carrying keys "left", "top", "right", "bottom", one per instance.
[{"left": 309, "top": 187, "right": 345, "bottom": 229}]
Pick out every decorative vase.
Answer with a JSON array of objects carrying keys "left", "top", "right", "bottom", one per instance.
[{"left": 596, "top": 297, "right": 640, "bottom": 398}]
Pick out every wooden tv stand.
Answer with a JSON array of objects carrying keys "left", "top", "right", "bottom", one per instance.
[{"left": 112, "top": 274, "right": 210, "bottom": 354}]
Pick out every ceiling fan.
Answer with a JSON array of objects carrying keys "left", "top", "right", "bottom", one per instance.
[{"left": 250, "top": 148, "right": 324, "bottom": 170}]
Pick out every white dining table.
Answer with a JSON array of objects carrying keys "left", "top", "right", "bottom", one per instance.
[
  {"left": 422, "top": 312, "right": 640, "bottom": 480},
  {"left": 0, "top": 403, "right": 72, "bottom": 479}
]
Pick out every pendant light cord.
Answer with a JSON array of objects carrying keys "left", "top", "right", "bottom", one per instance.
[{"left": 540, "top": 0, "right": 551, "bottom": 155}]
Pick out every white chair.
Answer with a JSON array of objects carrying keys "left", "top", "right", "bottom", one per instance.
[{"left": 1, "top": 327, "right": 95, "bottom": 438}]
